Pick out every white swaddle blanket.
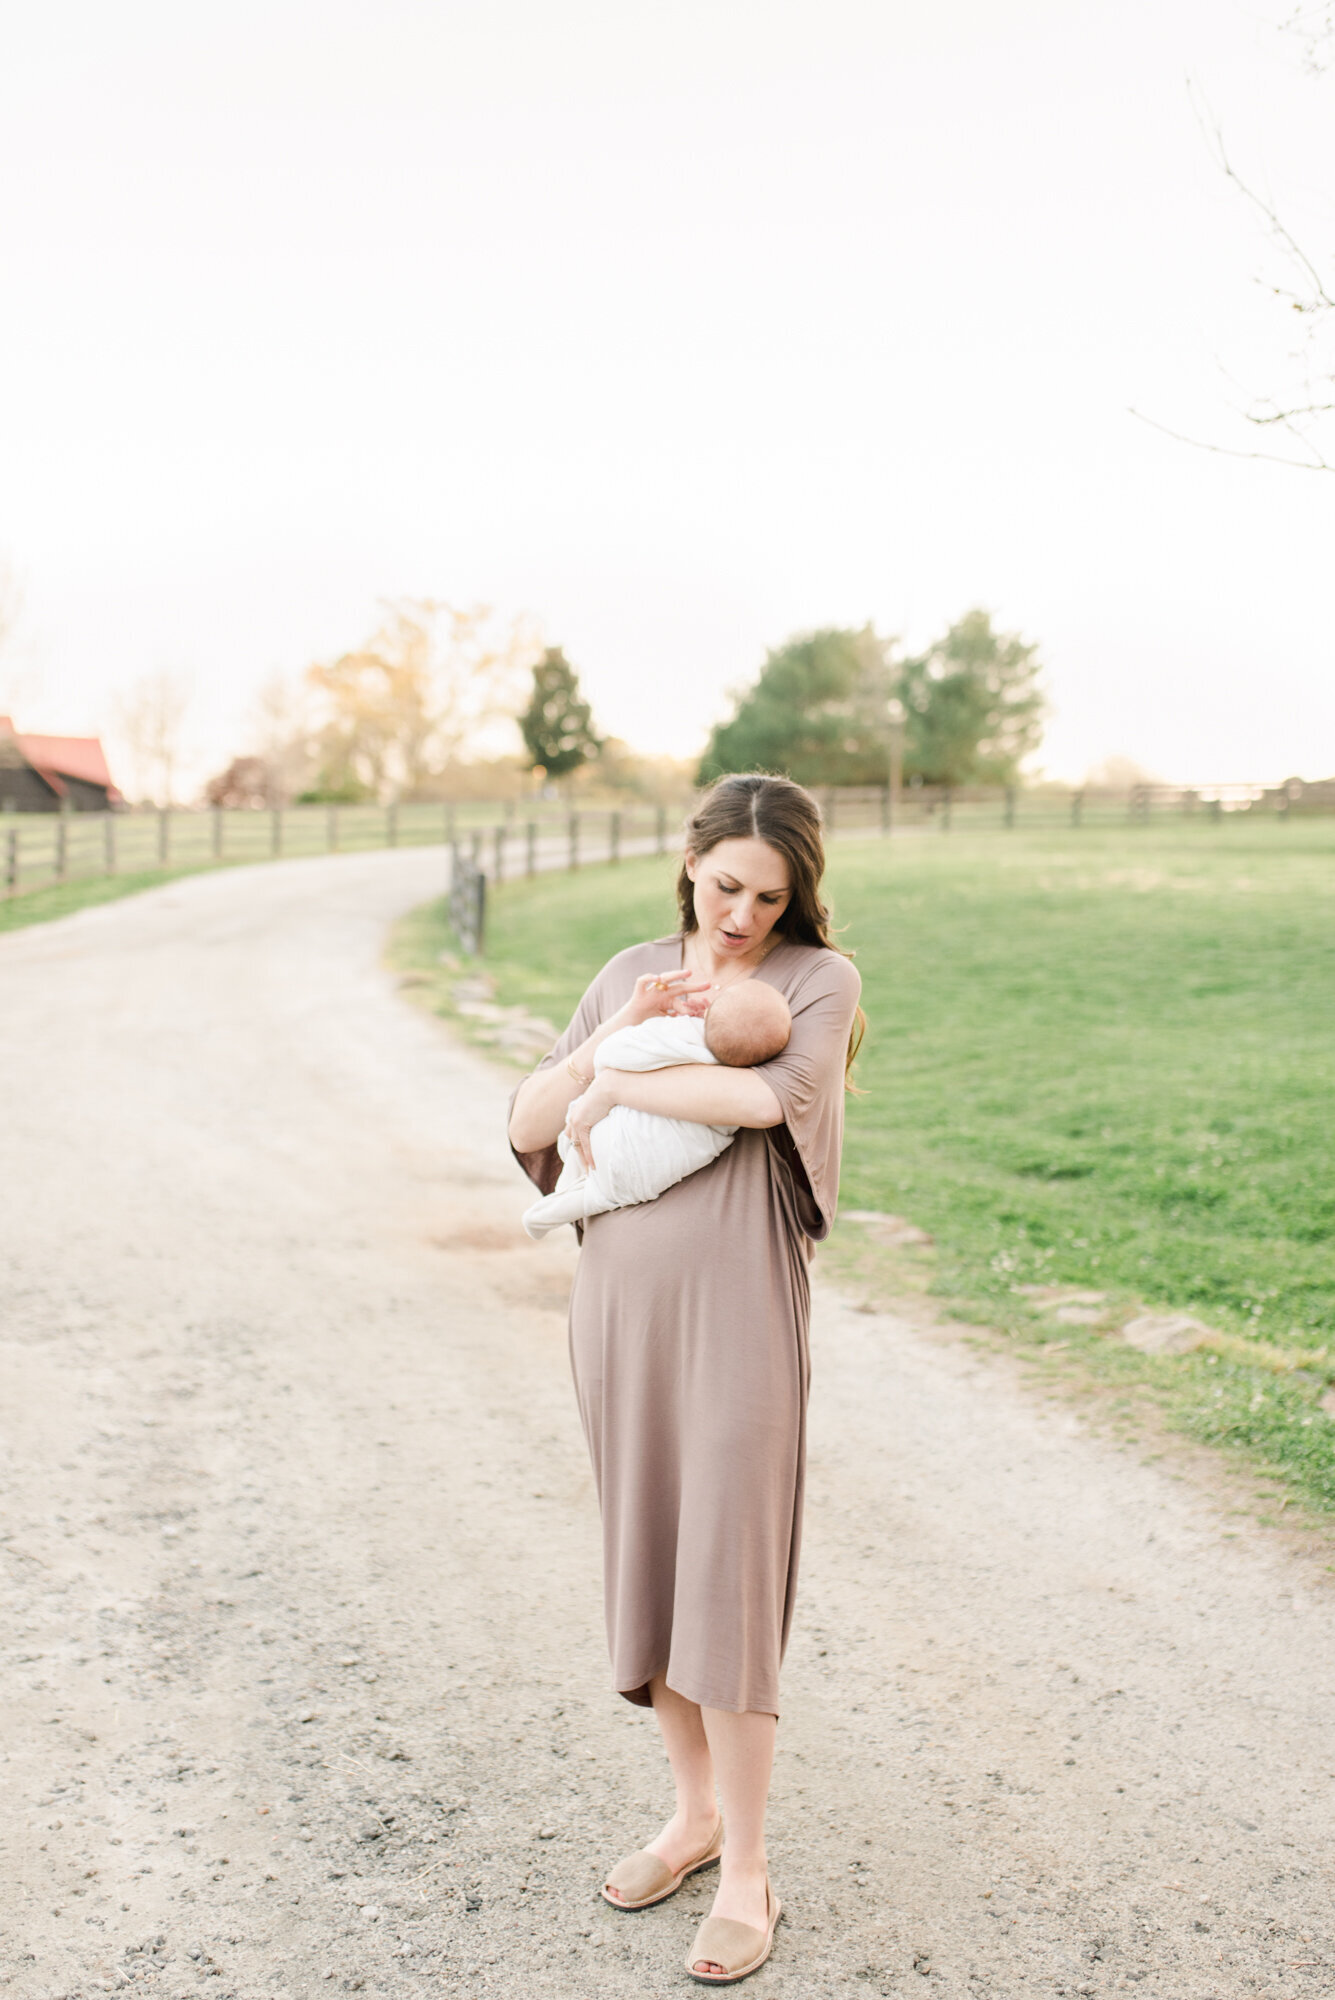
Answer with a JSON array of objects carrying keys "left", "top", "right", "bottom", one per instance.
[{"left": 522, "top": 1015, "right": 736, "bottom": 1239}]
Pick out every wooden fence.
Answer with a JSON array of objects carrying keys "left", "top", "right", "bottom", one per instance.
[{"left": 0, "top": 779, "right": 1317, "bottom": 903}]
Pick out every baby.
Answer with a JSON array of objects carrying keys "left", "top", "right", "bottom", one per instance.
[{"left": 522, "top": 980, "right": 793, "bottom": 1239}]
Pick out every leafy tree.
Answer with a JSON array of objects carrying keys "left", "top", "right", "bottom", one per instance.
[
  {"left": 519, "top": 648, "right": 602, "bottom": 780},
  {"left": 305, "top": 598, "right": 532, "bottom": 800},
  {"left": 697, "top": 627, "right": 895, "bottom": 786},
  {"left": 898, "top": 608, "right": 1044, "bottom": 786},
  {"left": 205, "top": 755, "right": 276, "bottom": 809}
]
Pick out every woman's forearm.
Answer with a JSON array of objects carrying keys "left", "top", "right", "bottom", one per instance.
[
  {"left": 510, "top": 970, "right": 716, "bottom": 1153},
  {"left": 608, "top": 1064, "right": 783, "bottom": 1130},
  {"left": 508, "top": 1014, "right": 630, "bottom": 1151}
]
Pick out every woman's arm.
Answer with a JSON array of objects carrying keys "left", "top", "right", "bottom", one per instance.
[
  {"left": 563, "top": 1064, "right": 782, "bottom": 1171},
  {"left": 507, "top": 969, "right": 711, "bottom": 1154}
]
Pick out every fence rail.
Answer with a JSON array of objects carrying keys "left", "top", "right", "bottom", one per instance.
[{"left": 0, "top": 780, "right": 1324, "bottom": 904}]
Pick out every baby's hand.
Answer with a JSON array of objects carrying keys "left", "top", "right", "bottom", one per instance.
[
  {"left": 564, "top": 1072, "right": 619, "bottom": 1171},
  {"left": 625, "top": 969, "right": 711, "bottom": 1024}
]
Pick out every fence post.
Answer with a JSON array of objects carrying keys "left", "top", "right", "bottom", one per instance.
[
  {"left": 445, "top": 801, "right": 456, "bottom": 844},
  {"left": 56, "top": 813, "right": 68, "bottom": 880},
  {"left": 271, "top": 807, "right": 282, "bottom": 856},
  {"left": 1005, "top": 786, "right": 1016, "bottom": 828},
  {"left": 104, "top": 812, "right": 116, "bottom": 875},
  {"left": 609, "top": 809, "right": 621, "bottom": 864},
  {"left": 210, "top": 805, "right": 222, "bottom": 859},
  {"left": 448, "top": 845, "right": 487, "bottom": 955},
  {"left": 1210, "top": 796, "right": 1222, "bottom": 823},
  {"left": 327, "top": 804, "right": 339, "bottom": 851},
  {"left": 470, "top": 829, "right": 483, "bottom": 870},
  {"left": 387, "top": 802, "right": 398, "bottom": 848},
  {"left": 5, "top": 827, "right": 17, "bottom": 896},
  {"left": 824, "top": 787, "right": 836, "bottom": 834},
  {"left": 568, "top": 812, "right": 579, "bottom": 871},
  {"left": 158, "top": 805, "right": 169, "bottom": 865},
  {"left": 1071, "top": 790, "right": 1083, "bottom": 827},
  {"left": 941, "top": 785, "right": 952, "bottom": 831},
  {"left": 879, "top": 783, "right": 890, "bottom": 835},
  {"left": 656, "top": 804, "right": 667, "bottom": 855},
  {"left": 493, "top": 825, "right": 506, "bottom": 884},
  {"left": 526, "top": 820, "right": 537, "bottom": 877}
]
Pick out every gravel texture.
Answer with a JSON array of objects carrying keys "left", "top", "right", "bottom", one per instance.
[{"left": 1, "top": 848, "right": 1332, "bottom": 2000}]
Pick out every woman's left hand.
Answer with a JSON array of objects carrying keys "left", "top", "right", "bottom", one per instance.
[{"left": 564, "top": 1071, "right": 620, "bottom": 1172}]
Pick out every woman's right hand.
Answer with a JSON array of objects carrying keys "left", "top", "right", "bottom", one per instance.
[{"left": 621, "top": 969, "right": 713, "bottom": 1027}]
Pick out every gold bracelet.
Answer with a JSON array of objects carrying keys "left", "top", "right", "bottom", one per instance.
[{"left": 566, "top": 1054, "right": 592, "bottom": 1088}]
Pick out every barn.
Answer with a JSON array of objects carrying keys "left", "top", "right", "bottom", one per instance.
[{"left": 0, "top": 716, "right": 123, "bottom": 812}]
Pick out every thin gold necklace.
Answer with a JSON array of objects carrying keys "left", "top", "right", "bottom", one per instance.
[{"left": 683, "top": 929, "right": 781, "bottom": 987}]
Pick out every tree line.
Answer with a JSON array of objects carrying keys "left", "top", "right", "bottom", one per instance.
[
  {"left": 188, "top": 599, "right": 1042, "bottom": 808},
  {"left": 697, "top": 610, "right": 1043, "bottom": 790}
]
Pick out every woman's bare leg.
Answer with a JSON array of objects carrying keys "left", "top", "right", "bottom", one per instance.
[
  {"left": 603, "top": 1675, "right": 719, "bottom": 1902},
  {"left": 692, "top": 1706, "right": 777, "bottom": 1973}
]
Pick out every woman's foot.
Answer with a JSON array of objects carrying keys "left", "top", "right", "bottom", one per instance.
[
  {"left": 692, "top": 1860, "right": 771, "bottom": 1975},
  {"left": 602, "top": 1804, "right": 721, "bottom": 1905}
]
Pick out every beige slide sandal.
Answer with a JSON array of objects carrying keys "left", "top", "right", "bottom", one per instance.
[
  {"left": 601, "top": 1815, "right": 724, "bottom": 1911},
  {"left": 686, "top": 1880, "right": 782, "bottom": 1983}
]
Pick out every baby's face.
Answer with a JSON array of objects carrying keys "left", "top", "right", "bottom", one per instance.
[{"left": 703, "top": 983, "right": 793, "bottom": 1067}]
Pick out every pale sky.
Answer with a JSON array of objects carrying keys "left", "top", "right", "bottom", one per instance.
[{"left": 1, "top": 0, "right": 1333, "bottom": 791}]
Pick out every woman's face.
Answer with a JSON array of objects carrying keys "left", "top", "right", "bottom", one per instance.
[{"left": 686, "top": 837, "right": 793, "bottom": 961}]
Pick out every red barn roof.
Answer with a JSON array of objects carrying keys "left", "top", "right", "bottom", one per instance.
[{"left": 0, "top": 715, "right": 121, "bottom": 800}]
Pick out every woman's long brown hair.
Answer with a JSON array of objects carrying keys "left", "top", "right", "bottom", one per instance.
[{"left": 676, "top": 773, "right": 866, "bottom": 1083}]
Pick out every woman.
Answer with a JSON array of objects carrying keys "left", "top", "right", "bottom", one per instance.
[{"left": 508, "top": 773, "right": 863, "bottom": 1985}]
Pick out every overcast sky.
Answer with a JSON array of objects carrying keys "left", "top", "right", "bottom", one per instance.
[{"left": 1, "top": 0, "right": 1332, "bottom": 790}]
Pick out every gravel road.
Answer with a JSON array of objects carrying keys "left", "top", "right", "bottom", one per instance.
[{"left": 2, "top": 850, "right": 1332, "bottom": 2000}]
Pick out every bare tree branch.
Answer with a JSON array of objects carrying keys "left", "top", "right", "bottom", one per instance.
[
  {"left": 1148, "top": 83, "right": 1335, "bottom": 471},
  {"left": 1192, "top": 95, "right": 1335, "bottom": 312},
  {"left": 1128, "top": 407, "right": 1333, "bottom": 472},
  {"left": 1280, "top": 1, "right": 1334, "bottom": 73}
]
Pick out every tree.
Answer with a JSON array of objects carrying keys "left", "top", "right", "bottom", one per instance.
[
  {"left": 305, "top": 599, "right": 535, "bottom": 801},
  {"left": 0, "top": 556, "right": 43, "bottom": 721},
  {"left": 697, "top": 627, "right": 896, "bottom": 786},
  {"left": 1141, "top": 23, "right": 1335, "bottom": 473},
  {"left": 111, "top": 671, "right": 192, "bottom": 804},
  {"left": 247, "top": 670, "right": 317, "bottom": 807},
  {"left": 697, "top": 613, "right": 1045, "bottom": 791},
  {"left": 519, "top": 648, "right": 602, "bottom": 780},
  {"left": 898, "top": 609, "right": 1044, "bottom": 786},
  {"left": 205, "top": 756, "right": 275, "bottom": 809}
]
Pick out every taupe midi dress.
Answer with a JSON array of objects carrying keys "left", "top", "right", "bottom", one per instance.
[{"left": 511, "top": 936, "right": 861, "bottom": 1717}]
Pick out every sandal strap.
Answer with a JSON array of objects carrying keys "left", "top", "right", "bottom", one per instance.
[
  {"left": 689, "top": 1915, "right": 766, "bottom": 1974},
  {"left": 606, "top": 1849, "right": 675, "bottom": 1901}
]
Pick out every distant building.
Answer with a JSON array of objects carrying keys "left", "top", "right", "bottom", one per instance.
[{"left": 0, "top": 716, "right": 123, "bottom": 812}]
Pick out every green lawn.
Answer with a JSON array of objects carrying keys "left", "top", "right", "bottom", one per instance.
[{"left": 396, "top": 821, "right": 1335, "bottom": 1513}]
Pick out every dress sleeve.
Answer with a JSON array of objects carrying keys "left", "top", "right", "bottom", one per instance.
[
  {"left": 506, "top": 966, "right": 614, "bottom": 1197},
  {"left": 757, "top": 951, "right": 862, "bottom": 1241}
]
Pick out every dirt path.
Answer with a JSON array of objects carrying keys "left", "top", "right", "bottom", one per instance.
[{"left": 2, "top": 851, "right": 1332, "bottom": 2000}]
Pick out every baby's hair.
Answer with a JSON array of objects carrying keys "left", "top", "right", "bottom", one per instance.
[{"left": 703, "top": 983, "right": 792, "bottom": 1069}]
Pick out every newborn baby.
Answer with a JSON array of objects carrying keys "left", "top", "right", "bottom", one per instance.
[{"left": 522, "top": 980, "right": 793, "bottom": 1239}]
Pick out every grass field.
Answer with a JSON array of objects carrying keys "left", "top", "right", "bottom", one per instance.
[{"left": 394, "top": 820, "right": 1335, "bottom": 1515}]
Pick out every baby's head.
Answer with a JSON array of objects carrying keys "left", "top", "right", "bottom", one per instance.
[{"left": 703, "top": 982, "right": 792, "bottom": 1068}]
